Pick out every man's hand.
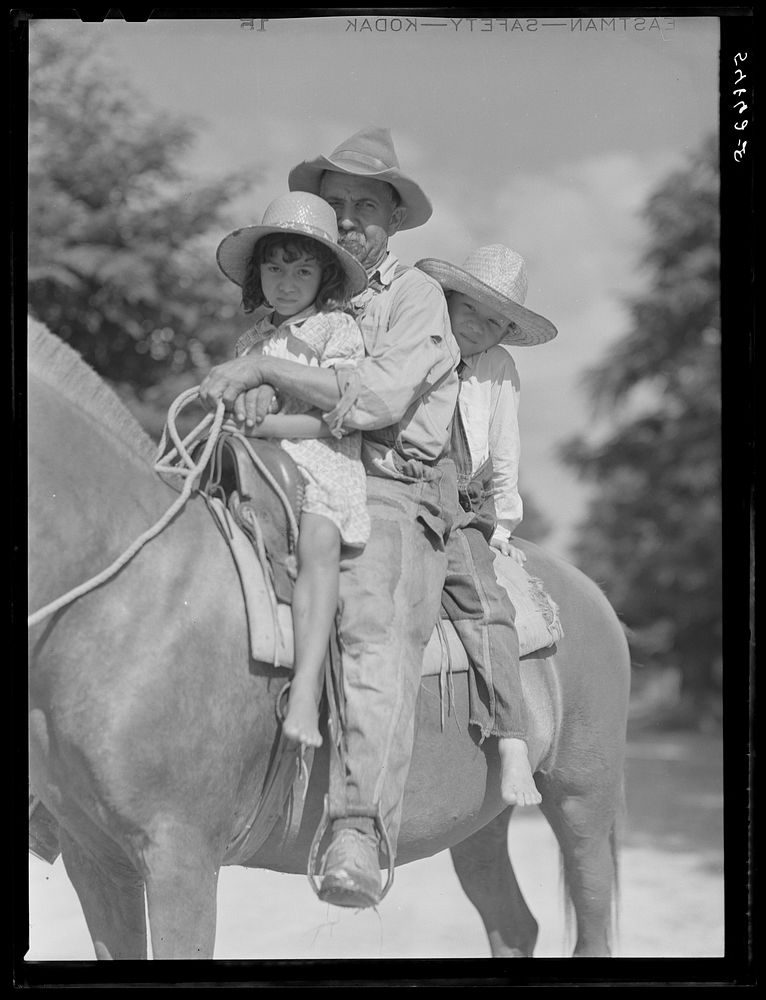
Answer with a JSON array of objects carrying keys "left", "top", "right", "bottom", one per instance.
[
  {"left": 491, "top": 537, "right": 527, "bottom": 565},
  {"left": 198, "top": 357, "right": 267, "bottom": 415}
]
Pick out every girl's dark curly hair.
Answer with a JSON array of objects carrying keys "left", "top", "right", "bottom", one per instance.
[{"left": 241, "top": 233, "right": 353, "bottom": 315}]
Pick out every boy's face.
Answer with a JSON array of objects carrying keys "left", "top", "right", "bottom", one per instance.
[
  {"left": 447, "top": 292, "right": 515, "bottom": 357},
  {"left": 260, "top": 247, "right": 323, "bottom": 319}
]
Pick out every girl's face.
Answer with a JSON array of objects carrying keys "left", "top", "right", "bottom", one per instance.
[
  {"left": 447, "top": 292, "right": 515, "bottom": 357},
  {"left": 260, "top": 247, "right": 323, "bottom": 319}
]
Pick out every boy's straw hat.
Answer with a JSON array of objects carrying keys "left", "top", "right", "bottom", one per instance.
[
  {"left": 288, "top": 126, "right": 432, "bottom": 231},
  {"left": 415, "top": 245, "right": 557, "bottom": 347},
  {"left": 217, "top": 191, "right": 368, "bottom": 296}
]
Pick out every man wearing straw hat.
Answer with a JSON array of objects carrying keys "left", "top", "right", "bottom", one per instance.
[{"left": 200, "top": 127, "right": 461, "bottom": 908}]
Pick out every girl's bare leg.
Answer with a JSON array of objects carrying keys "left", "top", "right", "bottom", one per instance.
[{"left": 282, "top": 512, "right": 340, "bottom": 749}]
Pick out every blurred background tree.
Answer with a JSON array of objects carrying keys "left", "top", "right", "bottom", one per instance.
[
  {"left": 516, "top": 488, "right": 552, "bottom": 546},
  {"left": 561, "top": 135, "right": 721, "bottom": 730},
  {"left": 28, "top": 23, "right": 258, "bottom": 438}
]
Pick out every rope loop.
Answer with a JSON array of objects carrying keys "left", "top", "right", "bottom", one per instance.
[{"left": 27, "top": 386, "right": 298, "bottom": 628}]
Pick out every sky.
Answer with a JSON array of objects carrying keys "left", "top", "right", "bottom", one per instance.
[{"left": 28, "top": 13, "right": 722, "bottom": 557}]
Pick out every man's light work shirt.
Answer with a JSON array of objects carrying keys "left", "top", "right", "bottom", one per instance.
[{"left": 326, "top": 252, "right": 460, "bottom": 480}]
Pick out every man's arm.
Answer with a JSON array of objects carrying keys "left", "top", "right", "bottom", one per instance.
[
  {"left": 253, "top": 357, "right": 341, "bottom": 412},
  {"left": 199, "top": 272, "right": 457, "bottom": 432},
  {"left": 199, "top": 354, "right": 340, "bottom": 421},
  {"left": 327, "top": 271, "right": 458, "bottom": 432}
]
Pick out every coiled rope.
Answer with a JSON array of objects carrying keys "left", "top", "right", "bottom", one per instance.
[{"left": 27, "top": 386, "right": 299, "bottom": 629}]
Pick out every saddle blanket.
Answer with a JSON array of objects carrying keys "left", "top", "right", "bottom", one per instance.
[
  {"left": 423, "top": 555, "right": 563, "bottom": 676},
  {"left": 208, "top": 498, "right": 563, "bottom": 676}
]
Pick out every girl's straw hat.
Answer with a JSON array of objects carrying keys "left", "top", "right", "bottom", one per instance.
[
  {"left": 288, "top": 126, "right": 432, "bottom": 231},
  {"left": 217, "top": 191, "right": 368, "bottom": 296},
  {"left": 415, "top": 245, "right": 557, "bottom": 347}
]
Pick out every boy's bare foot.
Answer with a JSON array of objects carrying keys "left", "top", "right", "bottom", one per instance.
[
  {"left": 498, "top": 737, "right": 542, "bottom": 807},
  {"left": 282, "top": 680, "right": 323, "bottom": 748}
]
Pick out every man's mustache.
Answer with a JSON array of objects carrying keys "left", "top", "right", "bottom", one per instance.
[{"left": 338, "top": 231, "right": 367, "bottom": 254}]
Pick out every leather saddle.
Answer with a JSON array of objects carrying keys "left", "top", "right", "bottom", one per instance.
[{"left": 198, "top": 433, "right": 304, "bottom": 605}]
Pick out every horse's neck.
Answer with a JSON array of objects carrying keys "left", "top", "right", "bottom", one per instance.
[{"left": 28, "top": 378, "right": 177, "bottom": 607}]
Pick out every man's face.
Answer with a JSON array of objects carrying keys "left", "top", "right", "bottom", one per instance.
[
  {"left": 319, "top": 172, "right": 406, "bottom": 271},
  {"left": 447, "top": 292, "right": 515, "bottom": 358}
]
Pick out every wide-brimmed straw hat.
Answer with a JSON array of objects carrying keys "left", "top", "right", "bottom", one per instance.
[
  {"left": 288, "top": 126, "right": 432, "bottom": 231},
  {"left": 415, "top": 245, "right": 557, "bottom": 347},
  {"left": 216, "top": 191, "right": 368, "bottom": 296}
]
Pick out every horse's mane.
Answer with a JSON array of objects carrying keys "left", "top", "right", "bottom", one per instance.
[{"left": 27, "top": 317, "right": 159, "bottom": 467}]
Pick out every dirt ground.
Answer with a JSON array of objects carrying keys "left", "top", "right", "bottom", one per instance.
[{"left": 23, "top": 728, "right": 727, "bottom": 971}]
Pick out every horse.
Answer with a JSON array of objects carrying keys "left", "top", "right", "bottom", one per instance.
[{"left": 27, "top": 318, "right": 631, "bottom": 960}]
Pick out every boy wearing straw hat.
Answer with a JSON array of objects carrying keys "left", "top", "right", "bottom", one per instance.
[
  {"left": 201, "top": 127, "right": 461, "bottom": 909},
  {"left": 416, "top": 245, "right": 558, "bottom": 807}
]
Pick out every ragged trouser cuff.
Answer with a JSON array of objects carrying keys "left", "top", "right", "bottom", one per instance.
[{"left": 442, "top": 524, "right": 526, "bottom": 743}]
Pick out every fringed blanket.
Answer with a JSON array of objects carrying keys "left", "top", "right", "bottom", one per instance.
[{"left": 422, "top": 552, "right": 563, "bottom": 678}]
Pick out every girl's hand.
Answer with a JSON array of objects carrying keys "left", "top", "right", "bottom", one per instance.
[
  {"left": 242, "top": 385, "right": 280, "bottom": 429},
  {"left": 491, "top": 537, "right": 527, "bottom": 565},
  {"left": 241, "top": 417, "right": 266, "bottom": 438}
]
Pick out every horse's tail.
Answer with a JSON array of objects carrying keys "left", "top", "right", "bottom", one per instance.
[
  {"left": 559, "top": 849, "right": 576, "bottom": 954},
  {"left": 610, "top": 775, "right": 627, "bottom": 950}
]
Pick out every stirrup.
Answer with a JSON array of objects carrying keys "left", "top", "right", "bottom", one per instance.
[
  {"left": 306, "top": 795, "right": 395, "bottom": 903},
  {"left": 275, "top": 680, "right": 291, "bottom": 723}
]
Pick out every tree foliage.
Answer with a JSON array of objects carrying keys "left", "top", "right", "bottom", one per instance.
[
  {"left": 561, "top": 135, "right": 721, "bottom": 725},
  {"left": 27, "top": 24, "right": 257, "bottom": 435}
]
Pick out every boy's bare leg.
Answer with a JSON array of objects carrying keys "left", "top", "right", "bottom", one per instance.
[
  {"left": 498, "top": 737, "right": 542, "bottom": 807},
  {"left": 282, "top": 512, "right": 340, "bottom": 749}
]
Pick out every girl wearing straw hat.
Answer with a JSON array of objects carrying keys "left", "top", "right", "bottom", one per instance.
[
  {"left": 417, "top": 244, "right": 558, "bottom": 806},
  {"left": 216, "top": 191, "right": 370, "bottom": 750}
]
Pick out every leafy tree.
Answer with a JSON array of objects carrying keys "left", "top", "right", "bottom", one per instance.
[
  {"left": 561, "top": 135, "right": 721, "bottom": 728},
  {"left": 27, "top": 23, "right": 258, "bottom": 436}
]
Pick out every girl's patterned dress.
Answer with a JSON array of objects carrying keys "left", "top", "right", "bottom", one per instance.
[{"left": 236, "top": 307, "right": 370, "bottom": 548}]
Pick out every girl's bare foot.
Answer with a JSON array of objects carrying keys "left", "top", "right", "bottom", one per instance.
[
  {"left": 282, "top": 679, "right": 323, "bottom": 749},
  {"left": 498, "top": 737, "right": 542, "bottom": 807}
]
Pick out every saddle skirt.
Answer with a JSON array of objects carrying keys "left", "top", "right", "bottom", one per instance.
[{"left": 200, "top": 432, "right": 303, "bottom": 607}]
